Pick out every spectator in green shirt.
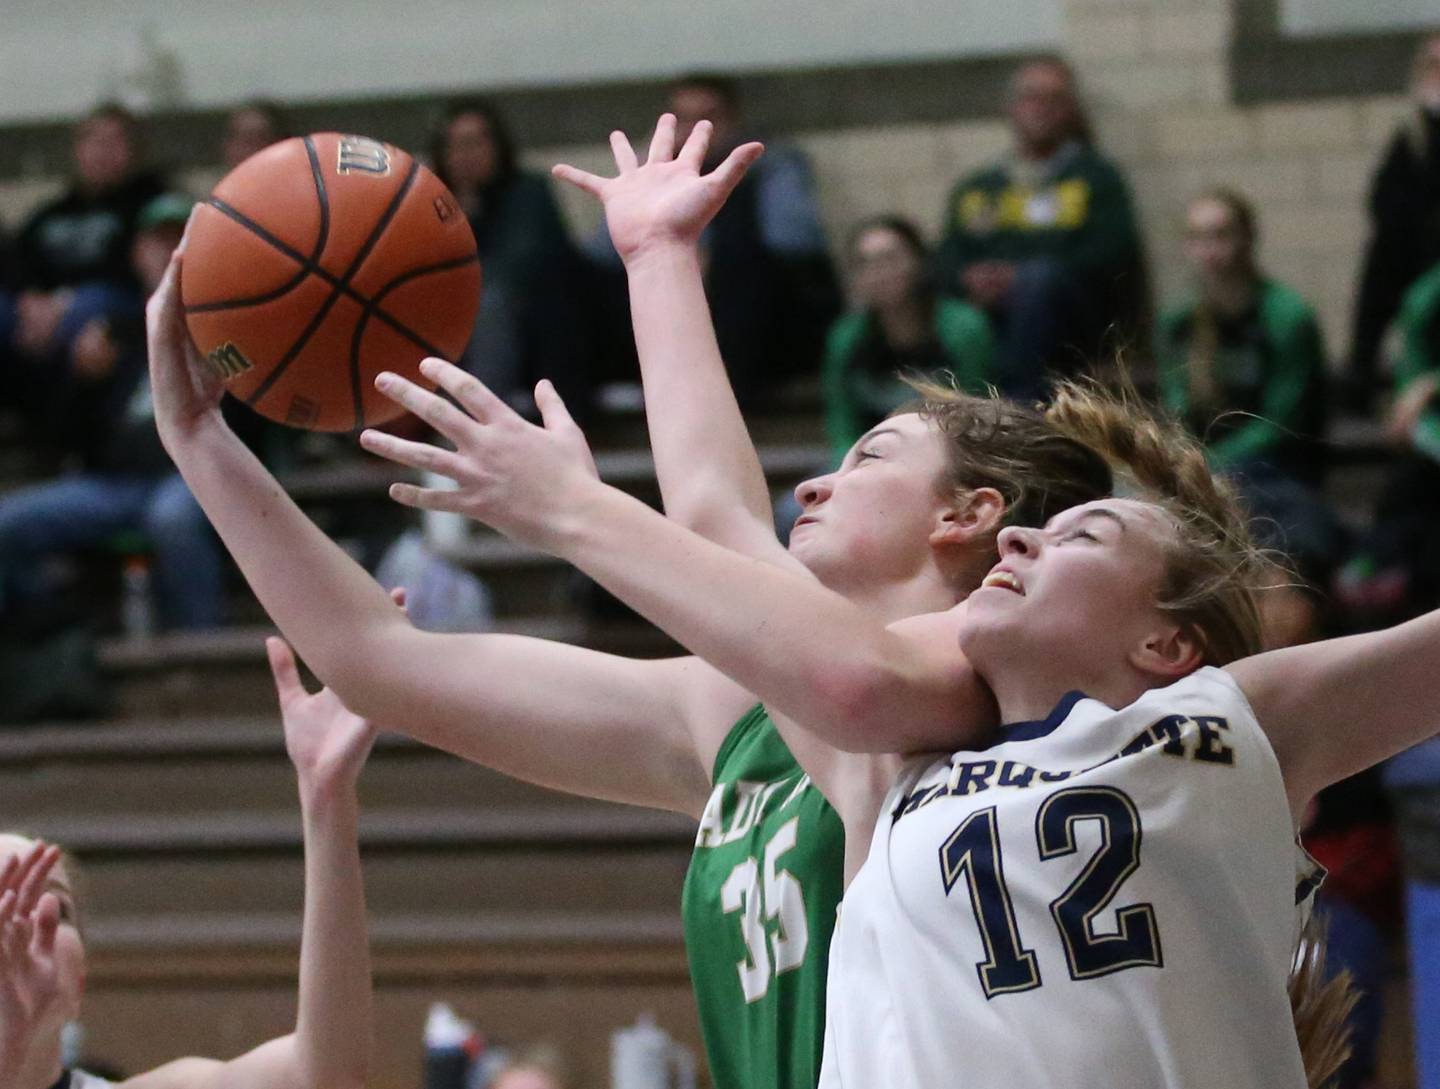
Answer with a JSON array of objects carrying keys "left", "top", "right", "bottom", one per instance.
[
  {"left": 1158, "top": 189, "right": 1329, "bottom": 484},
  {"left": 1158, "top": 189, "right": 1341, "bottom": 644},
  {"left": 823, "top": 217, "right": 995, "bottom": 463},
  {"left": 936, "top": 57, "right": 1146, "bottom": 393},
  {"left": 1339, "top": 259, "right": 1440, "bottom": 616}
]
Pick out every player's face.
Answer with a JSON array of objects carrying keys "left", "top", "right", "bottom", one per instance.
[
  {"left": 850, "top": 227, "right": 924, "bottom": 311},
  {"left": 789, "top": 414, "right": 955, "bottom": 591},
  {"left": 1007, "top": 63, "right": 1078, "bottom": 155},
  {"left": 960, "top": 499, "right": 1176, "bottom": 678},
  {"left": 444, "top": 112, "right": 499, "bottom": 189},
  {"left": 0, "top": 835, "right": 87, "bottom": 1024},
  {"left": 73, "top": 116, "right": 134, "bottom": 193},
  {"left": 1183, "top": 199, "right": 1248, "bottom": 283}
]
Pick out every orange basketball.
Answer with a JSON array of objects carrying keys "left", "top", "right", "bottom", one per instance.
[{"left": 181, "top": 133, "right": 480, "bottom": 431}]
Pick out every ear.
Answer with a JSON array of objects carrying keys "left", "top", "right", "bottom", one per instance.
[
  {"left": 930, "top": 487, "right": 1006, "bottom": 548},
  {"left": 1128, "top": 622, "right": 1204, "bottom": 681}
]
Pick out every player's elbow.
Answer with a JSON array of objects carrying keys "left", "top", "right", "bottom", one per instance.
[
  {"left": 806, "top": 661, "right": 908, "bottom": 752},
  {"left": 809, "top": 657, "right": 995, "bottom": 754},
  {"left": 312, "top": 619, "right": 417, "bottom": 724}
]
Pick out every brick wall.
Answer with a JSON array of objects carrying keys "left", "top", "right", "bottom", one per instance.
[
  {"left": 536, "top": 0, "right": 1410, "bottom": 363},
  {"left": 2, "top": 0, "right": 1413, "bottom": 364}
]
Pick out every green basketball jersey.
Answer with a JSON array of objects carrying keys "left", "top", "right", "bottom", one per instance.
[{"left": 682, "top": 704, "right": 845, "bottom": 1089}]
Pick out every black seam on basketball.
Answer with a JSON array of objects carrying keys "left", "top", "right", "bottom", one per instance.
[
  {"left": 348, "top": 252, "right": 480, "bottom": 430},
  {"left": 187, "top": 186, "right": 335, "bottom": 314},
  {"left": 304, "top": 137, "right": 332, "bottom": 265},
  {"left": 206, "top": 199, "right": 313, "bottom": 268},
  {"left": 191, "top": 178, "right": 463, "bottom": 338},
  {"left": 248, "top": 158, "right": 421, "bottom": 412},
  {"left": 185, "top": 266, "right": 314, "bottom": 313},
  {"left": 350, "top": 309, "right": 372, "bottom": 432},
  {"left": 364, "top": 252, "right": 480, "bottom": 356}
]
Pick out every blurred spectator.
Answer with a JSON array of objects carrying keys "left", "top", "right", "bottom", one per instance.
[
  {"left": 588, "top": 73, "right": 841, "bottom": 405},
  {"left": 221, "top": 99, "right": 288, "bottom": 171},
  {"left": 0, "top": 192, "right": 224, "bottom": 635},
  {"left": 1346, "top": 33, "right": 1440, "bottom": 403},
  {"left": 1303, "top": 769, "right": 1403, "bottom": 1089},
  {"left": 1336, "top": 258, "right": 1440, "bottom": 615},
  {"left": 1382, "top": 738, "right": 1440, "bottom": 1089},
  {"left": 935, "top": 57, "right": 1145, "bottom": 394},
  {"left": 16, "top": 103, "right": 166, "bottom": 291},
  {"left": 1157, "top": 190, "right": 1340, "bottom": 642},
  {"left": 431, "top": 99, "right": 595, "bottom": 421},
  {"left": 823, "top": 216, "right": 995, "bottom": 461},
  {"left": 0, "top": 225, "right": 17, "bottom": 291}
]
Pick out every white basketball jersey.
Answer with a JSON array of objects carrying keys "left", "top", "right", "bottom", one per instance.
[{"left": 820, "top": 667, "right": 1322, "bottom": 1089}]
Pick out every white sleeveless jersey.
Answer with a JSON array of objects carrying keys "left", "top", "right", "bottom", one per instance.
[{"left": 820, "top": 667, "right": 1323, "bottom": 1089}]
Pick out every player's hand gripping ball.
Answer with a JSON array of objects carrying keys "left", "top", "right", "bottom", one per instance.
[{"left": 181, "top": 133, "right": 480, "bottom": 431}]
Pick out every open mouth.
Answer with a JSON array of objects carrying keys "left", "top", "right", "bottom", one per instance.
[{"left": 980, "top": 569, "right": 1024, "bottom": 595}]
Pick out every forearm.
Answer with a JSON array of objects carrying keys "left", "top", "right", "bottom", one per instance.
[
  {"left": 549, "top": 483, "right": 980, "bottom": 752},
  {"left": 293, "top": 780, "right": 369, "bottom": 1089},
  {"left": 1233, "top": 608, "right": 1440, "bottom": 805},
  {"left": 163, "top": 414, "right": 409, "bottom": 703},
  {"left": 624, "top": 244, "right": 778, "bottom": 550}
]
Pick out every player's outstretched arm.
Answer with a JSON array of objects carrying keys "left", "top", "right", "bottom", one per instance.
[
  {"left": 554, "top": 117, "right": 797, "bottom": 569},
  {"left": 364, "top": 361, "right": 996, "bottom": 757},
  {"left": 116, "top": 639, "right": 374, "bottom": 1089},
  {"left": 1228, "top": 609, "right": 1440, "bottom": 817},
  {"left": 147, "top": 251, "right": 715, "bottom": 817}
]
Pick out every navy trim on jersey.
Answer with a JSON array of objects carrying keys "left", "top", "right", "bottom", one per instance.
[{"left": 999, "top": 691, "right": 1090, "bottom": 742}]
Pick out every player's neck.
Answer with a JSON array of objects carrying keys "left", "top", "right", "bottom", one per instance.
[
  {"left": 839, "top": 567, "right": 960, "bottom": 623},
  {"left": 991, "top": 662, "right": 1156, "bottom": 726}
]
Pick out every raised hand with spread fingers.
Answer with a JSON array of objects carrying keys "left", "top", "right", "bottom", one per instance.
[
  {"left": 0, "top": 842, "right": 66, "bottom": 1085},
  {"left": 359, "top": 360, "right": 598, "bottom": 553}
]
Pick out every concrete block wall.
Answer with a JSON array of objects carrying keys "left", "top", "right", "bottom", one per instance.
[
  {"left": 2, "top": 0, "right": 1413, "bottom": 366},
  {"left": 532, "top": 0, "right": 1409, "bottom": 363}
]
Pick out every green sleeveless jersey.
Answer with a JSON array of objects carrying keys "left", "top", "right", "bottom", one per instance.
[{"left": 682, "top": 705, "right": 845, "bottom": 1089}]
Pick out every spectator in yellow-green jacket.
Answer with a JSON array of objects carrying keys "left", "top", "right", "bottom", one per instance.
[
  {"left": 823, "top": 216, "right": 995, "bottom": 464},
  {"left": 936, "top": 57, "right": 1145, "bottom": 392}
]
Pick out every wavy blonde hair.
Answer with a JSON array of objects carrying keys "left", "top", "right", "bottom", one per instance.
[{"left": 1043, "top": 377, "right": 1266, "bottom": 664}]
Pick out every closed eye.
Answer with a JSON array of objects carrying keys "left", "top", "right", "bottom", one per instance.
[{"left": 1062, "top": 529, "right": 1098, "bottom": 543}]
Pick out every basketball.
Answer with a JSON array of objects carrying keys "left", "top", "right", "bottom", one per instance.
[{"left": 180, "top": 132, "right": 481, "bottom": 431}]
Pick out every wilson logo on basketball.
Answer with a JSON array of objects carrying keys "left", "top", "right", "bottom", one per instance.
[
  {"left": 336, "top": 136, "right": 392, "bottom": 177},
  {"left": 206, "top": 342, "right": 254, "bottom": 379}
]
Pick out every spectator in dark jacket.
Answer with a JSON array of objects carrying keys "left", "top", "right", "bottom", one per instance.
[
  {"left": 588, "top": 74, "right": 841, "bottom": 405},
  {"left": 16, "top": 103, "right": 166, "bottom": 292},
  {"left": 432, "top": 99, "right": 594, "bottom": 421},
  {"left": 935, "top": 57, "right": 1145, "bottom": 394},
  {"left": 0, "top": 193, "right": 223, "bottom": 632},
  {"left": 1346, "top": 33, "right": 1440, "bottom": 401}
]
